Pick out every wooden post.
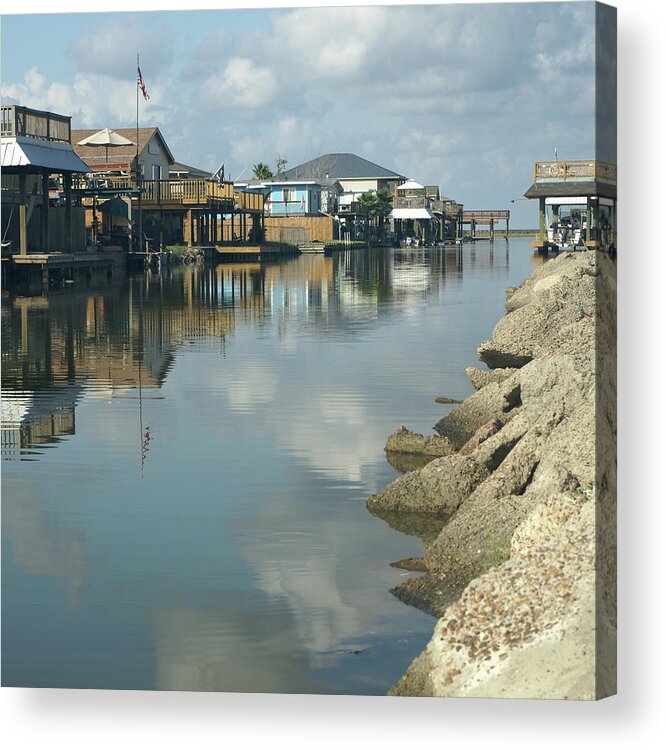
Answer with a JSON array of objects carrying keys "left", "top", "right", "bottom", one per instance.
[
  {"left": 19, "top": 172, "right": 28, "bottom": 255},
  {"left": 506, "top": 216, "right": 510, "bottom": 240},
  {"left": 41, "top": 169, "right": 50, "bottom": 251},
  {"left": 538, "top": 197, "right": 546, "bottom": 242},
  {"left": 63, "top": 172, "right": 73, "bottom": 253}
]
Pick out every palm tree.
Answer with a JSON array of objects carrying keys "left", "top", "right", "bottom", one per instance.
[
  {"left": 357, "top": 189, "right": 393, "bottom": 242},
  {"left": 253, "top": 162, "right": 273, "bottom": 180}
]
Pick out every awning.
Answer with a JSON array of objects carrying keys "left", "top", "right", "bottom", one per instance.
[
  {"left": 99, "top": 197, "right": 130, "bottom": 218},
  {"left": 1, "top": 136, "right": 92, "bottom": 173},
  {"left": 389, "top": 207, "right": 435, "bottom": 220}
]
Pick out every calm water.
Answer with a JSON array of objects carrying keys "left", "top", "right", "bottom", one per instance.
[{"left": 1, "top": 241, "right": 541, "bottom": 694}]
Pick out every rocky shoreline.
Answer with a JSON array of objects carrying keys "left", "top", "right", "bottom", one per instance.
[{"left": 368, "top": 250, "right": 616, "bottom": 700}]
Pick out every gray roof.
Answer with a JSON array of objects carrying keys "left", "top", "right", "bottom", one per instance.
[
  {"left": 1, "top": 136, "right": 92, "bottom": 173},
  {"left": 284, "top": 153, "right": 405, "bottom": 181},
  {"left": 524, "top": 181, "right": 617, "bottom": 200},
  {"left": 170, "top": 161, "right": 212, "bottom": 178}
]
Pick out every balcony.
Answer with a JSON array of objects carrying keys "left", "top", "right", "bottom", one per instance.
[
  {"left": 394, "top": 196, "right": 427, "bottom": 210},
  {"left": 72, "top": 177, "right": 263, "bottom": 211},
  {"left": 534, "top": 160, "right": 617, "bottom": 184},
  {"left": 1, "top": 105, "right": 71, "bottom": 143}
]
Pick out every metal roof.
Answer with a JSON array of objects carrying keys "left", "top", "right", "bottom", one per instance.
[
  {"left": 284, "top": 153, "right": 405, "bottom": 181},
  {"left": 1, "top": 136, "right": 92, "bottom": 173},
  {"left": 524, "top": 180, "right": 616, "bottom": 200},
  {"left": 389, "top": 207, "right": 435, "bottom": 220}
]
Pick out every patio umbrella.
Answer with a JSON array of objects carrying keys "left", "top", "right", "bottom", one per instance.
[{"left": 77, "top": 128, "right": 135, "bottom": 165}]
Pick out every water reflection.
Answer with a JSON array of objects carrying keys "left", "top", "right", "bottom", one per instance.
[
  {"left": 2, "top": 242, "right": 536, "bottom": 693},
  {"left": 1, "top": 245, "right": 512, "bottom": 460}
]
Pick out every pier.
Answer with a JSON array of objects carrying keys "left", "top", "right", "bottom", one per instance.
[
  {"left": 2, "top": 250, "right": 125, "bottom": 291},
  {"left": 461, "top": 210, "right": 510, "bottom": 240}
]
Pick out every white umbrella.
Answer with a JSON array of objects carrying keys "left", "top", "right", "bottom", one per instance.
[{"left": 77, "top": 128, "right": 135, "bottom": 165}]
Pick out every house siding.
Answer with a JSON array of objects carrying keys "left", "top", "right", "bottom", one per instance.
[{"left": 140, "top": 133, "right": 170, "bottom": 180}]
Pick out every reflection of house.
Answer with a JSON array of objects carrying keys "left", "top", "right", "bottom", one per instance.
[{"left": 1, "top": 105, "right": 90, "bottom": 255}]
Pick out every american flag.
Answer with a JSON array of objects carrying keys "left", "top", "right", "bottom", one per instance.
[{"left": 137, "top": 65, "right": 150, "bottom": 101}]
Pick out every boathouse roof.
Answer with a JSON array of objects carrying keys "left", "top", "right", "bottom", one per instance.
[
  {"left": 1, "top": 136, "right": 91, "bottom": 173},
  {"left": 1, "top": 104, "right": 91, "bottom": 174},
  {"left": 524, "top": 180, "right": 617, "bottom": 200},
  {"left": 284, "top": 153, "right": 405, "bottom": 181}
]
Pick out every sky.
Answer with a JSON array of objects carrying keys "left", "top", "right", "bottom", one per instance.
[{"left": 1, "top": 1, "right": 603, "bottom": 227}]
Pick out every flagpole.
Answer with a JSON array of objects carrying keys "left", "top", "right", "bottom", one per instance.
[{"left": 136, "top": 52, "right": 143, "bottom": 255}]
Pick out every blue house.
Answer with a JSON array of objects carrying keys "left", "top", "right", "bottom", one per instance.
[{"left": 235, "top": 179, "right": 339, "bottom": 216}]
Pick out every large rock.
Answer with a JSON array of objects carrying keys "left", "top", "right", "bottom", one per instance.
[
  {"left": 466, "top": 366, "right": 517, "bottom": 390},
  {"left": 391, "top": 496, "right": 599, "bottom": 699},
  {"left": 385, "top": 425, "right": 455, "bottom": 457},
  {"left": 376, "top": 250, "right": 616, "bottom": 699},
  {"left": 434, "top": 377, "right": 522, "bottom": 447},
  {"left": 477, "top": 253, "right": 599, "bottom": 369},
  {"left": 367, "top": 454, "right": 489, "bottom": 515}
]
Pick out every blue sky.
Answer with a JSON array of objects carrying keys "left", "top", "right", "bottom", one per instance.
[{"left": 1, "top": 1, "right": 602, "bottom": 227}]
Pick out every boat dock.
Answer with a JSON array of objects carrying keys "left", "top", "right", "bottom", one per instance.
[
  {"left": 203, "top": 243, "right": 300, "bottom": 263},
  {"left": 2, "top": 250, "right": 125, "bottom": 291}
]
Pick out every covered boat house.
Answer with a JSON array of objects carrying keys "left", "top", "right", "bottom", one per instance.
[{"left": 524, "top": 160, "right": 617, "bottom": 252}]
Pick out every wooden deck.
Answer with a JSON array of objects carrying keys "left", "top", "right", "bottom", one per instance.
[
  {"left": 203, "top": 244, "right": 300, "bottom": 263},
  {"left": 2, "top": 250, "right": 125, "bottom": 291}
]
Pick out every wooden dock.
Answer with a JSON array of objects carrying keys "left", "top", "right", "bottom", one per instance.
[
  {"left": 203, "top": 244, "right": 300, "bottom": 263},
  {"left": 2, "top": 250, "right": 125, "bottom": 291}
]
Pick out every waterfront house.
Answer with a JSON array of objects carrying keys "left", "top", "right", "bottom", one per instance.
[
  {"left": 388, "top": 179, "right": 437, "bottom": 244},
  {"left": 283, "top": 153, "right": 405, "bottom": 215},
  {"left": 1, "top": 104, "right": 90, "bottom": 256},
  {"left": 72, "top": 126, "right": 175, "bottom": 182},
  {"left": 234, "top": 177, "right": 343, "bottom": 244}
]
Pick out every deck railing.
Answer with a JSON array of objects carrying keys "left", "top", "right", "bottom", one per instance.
[
  {"left": 140, "top": 179, "right": 235, "bottom": 204},
  {"left": 1, "top": 105, "right": 71, "bottom": 143},
  {"left": 234, "top": 191, "right": 264, "bottom": 212},
  {"left": 534, "top": 160, "right": 617, "bottom": 183},
  {"left": 394, "top": 196, "right": 428, "bottom": 209},
  {"left": 463, "top": 210, "right": 510, "bottom": 220},
  {"left": 72, "top": 176, "right": 265, "bottom": 212}
]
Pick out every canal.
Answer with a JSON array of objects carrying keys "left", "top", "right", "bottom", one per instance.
[{"left": 1, "top": 241, "right": 541, "bottom": 694}]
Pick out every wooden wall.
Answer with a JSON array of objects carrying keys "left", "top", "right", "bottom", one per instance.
[
  {"left": 263, "top": 215, "right": 335, "bottom": 243},
  {"left": 1, "top": 203, "right": 86, "bottom": 253}
]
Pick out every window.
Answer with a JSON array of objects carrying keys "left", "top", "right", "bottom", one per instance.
[{"left": 283, "top": 189, "right": 294, "bottom": 202}]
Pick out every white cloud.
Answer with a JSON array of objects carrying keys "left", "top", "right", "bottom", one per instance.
[
  {"left": 1, "top": 3, "right": 600, "bottom": 228},
  {"left": 67, "top": 16, "right": 174, "bottom": 80},
  {"left": 204, "top": 58, "right": 277, "bottom": 109}
]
